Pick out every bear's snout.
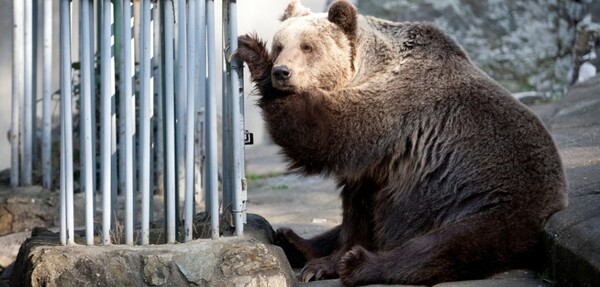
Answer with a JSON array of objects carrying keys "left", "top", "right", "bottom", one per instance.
[{"left": 272, "top": 65, "right": 292, "bottom": 81}]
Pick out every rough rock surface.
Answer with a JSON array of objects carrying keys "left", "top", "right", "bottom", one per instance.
[
  {"left": 0, "top": 186, "right": 57, "bottom": 236},
  {"left": 351, "top": 0, "right": 600, "bottom": 95},
  {"left": 539, "top": 75, "right": 600, "bottom": 287},
  {"left": 11, "top": 223, "right": 294, "bottom": 287}
]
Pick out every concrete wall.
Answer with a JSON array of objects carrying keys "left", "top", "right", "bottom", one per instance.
[{"left": 0, "top": 0, "right": 18, "bottom": 171}]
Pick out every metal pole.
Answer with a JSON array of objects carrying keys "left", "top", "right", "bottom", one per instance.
[
  {"left": 41, "top": 0, "right": 52, "bottom": 190},
  {"left": 110, "top": 2, "right": 119, "bottom": 233},
  {"left": 32, "top": 1, "right": 39, "bottom": 173},
  {"left": 184, "top": 0, "right": 197, "bottom": 242},
  {"left": 162, "top": 0, "right": 177, "bottom": 244},
  {"left": 176, "top": 5, "right": 186, "bottom": 216},
  {"left": 176, "top": 0, "right": 188, "bottom": 242},
  {"left": 23, "top": 0, "right": 33, "bottom": 186},
  {"left": 139, "top": 0, "right": 152, "bottom": 245},
  {"left": 60, "top": 0, "right": 75, "bottom": 245},
  {"left": 120, "top": 0, "right": 135, "bottom": 245},
  {"left": 60, "top": 120, "right": 66, "bottom": 244},
  {"left": 89, "top": 0, "right": 97, "bottom": 199},
  {"left": 221, "top": 1, "right": 231, "bottom": 216},
  {"left": 206, "top": 0, "right": 219, "bottom": 239},
  {"left": 100, "top": 0, "right": 113, "bottom": 245},
  {"left": 152, "top": 2, "right": 162, "bottom": 223},
  {"left": 12, "top": 0, "right": 24, "bottom": 188},
  {"left": 154, "top": 2, "right": 164, "bottom": 200},
  {"left": 226, "top": 0, "right": 245, "bottom": 236},
  {"left": 194, "top": 0, "right": 207, "bottom": 215},
  {"left": 80, "top": 0, "right": 95, "bottom": 246},
  {"left": 114, "top": 0, "right": 123, "bottom": 233},
  {"left": 231, "top": 0, "right": 247, "bottom": 226}
]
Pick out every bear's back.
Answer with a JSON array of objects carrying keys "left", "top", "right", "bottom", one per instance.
[{"left": 351, "top": 18, "right": 567, "bottom": 226}]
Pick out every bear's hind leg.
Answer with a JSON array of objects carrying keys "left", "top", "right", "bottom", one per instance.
[
  {"left": 298, "top": 179, "right": 376, "bottom": 282},
  {"left": 338, "top": 213, "right": 539, "bottom": 286},
  {"left": 276, "top": 225, "right": 341, "bottom": 268}
]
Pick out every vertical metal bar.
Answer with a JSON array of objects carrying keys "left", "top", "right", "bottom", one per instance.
[
  {"left": 206, "top": 0, "right": 219, "bottom": 239},
  {"left": 114, "top": 0, "right": 123, "bottom": 231},
  {"left": 80, "top": 0, "right": 95, "bottom": 246},
  {"left": 23, "top": 0, "right": 33, "bottom": 186},
  {"left": 176, "top": 0, "right": 186, "bottom": 237},
  {"left": 184, "top": 0, "right": 197, "bottom": 242},
  {"left": 42, "top": 0, "right": 52, "bottom": 190},
  {"left": 32, "top": 1, "right": 39, "bottom": 171},
  {"left": 89, "top": 0, "right": 97, "bottom": 199},
  {"left": 79, "top": 0, "right": 86, "bottom": 208},
  {"left": 120, "top": 0, "right": 135, "bottom": 245},
  {"left": 225, "top": 0, "right": 245, "bottom": 236},
  {"left": 235, "top": 0, "right": 247, "bottom": 226},
  {"left": 221, "top": 1, "right": 231, "bottom": 216},
  {"left": 202, "top": 0, "right": 211, "bottom": 216},
  {"left": 139, "top": 0, "right": 152, "bottom": 245},
  {"left": 162, "top": 0, "right": 177, "bottom": 244},
  {"left": 176, "top": 0, "right": 188, "bottom": 237},
  {"left": 60, "top": 0, "right": 75, "bottom": 245},
  {"left": 154, "top": 2, "right": 164, "bottom": 201},
  {"left": 152, "top": 2, "right": 162, "bottom": 222},
  {"left": 194, "top": 0, "right": 207, "bottom": 215},
  {"left": 96, "top": 0, "right": 102, "bottom": 57},
  {"left": 111, "top": 0, "right": 119, "bottom": 232},
  {"left": 12, "top": 0, "right": 24, "bottom": 188},
  {"left": 100, "top": 0, "right": 113, "bottom": 245},
  {"left": 60, "top": 124, "right": 66, "bottom": 244}
]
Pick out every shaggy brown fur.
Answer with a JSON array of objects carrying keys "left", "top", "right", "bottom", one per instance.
[{"left": 233, "top": 0, "right": 567, "bottom": 286}]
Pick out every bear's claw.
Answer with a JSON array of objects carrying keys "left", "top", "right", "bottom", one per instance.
[
  {"left": 300, "top": 256, "right": 339, "bottom": 282},
  {"left": 339, "top": 245, "right": 374, "bottom": 287}
]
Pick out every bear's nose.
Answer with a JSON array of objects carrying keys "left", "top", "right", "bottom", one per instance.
[{"left": 272, "top": 65, "right": 291, "bottom": 80}]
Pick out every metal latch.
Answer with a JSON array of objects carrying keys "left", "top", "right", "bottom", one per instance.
[{"left": 244, "top": 130, "right": 254, "bottom": 145}]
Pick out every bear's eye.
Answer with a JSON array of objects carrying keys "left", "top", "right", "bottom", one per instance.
[
  {"left": 274, "top": 44, "right": 283, "bottom": 53},
  {"left": 301, "top": 44, "right": 313, "bottom": 53}
]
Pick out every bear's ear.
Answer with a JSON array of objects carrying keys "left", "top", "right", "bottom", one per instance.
[
  {"left": 280, "top": 0, "right": 311, "bottom": 21},
  {"left": 328, "top": 0, "right": 357, "bottom": 38}
]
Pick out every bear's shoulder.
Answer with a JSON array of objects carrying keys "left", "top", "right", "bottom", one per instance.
[{"left": 358, "top": 17, "right": 469, "bottom": 60}]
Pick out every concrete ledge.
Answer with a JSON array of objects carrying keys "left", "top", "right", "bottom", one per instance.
[
  {"left": 543, "top": 194, "right": 600, "bottom": 287},
  {"left": 540, "top": 75, "right": 600, "bottom": 287}
]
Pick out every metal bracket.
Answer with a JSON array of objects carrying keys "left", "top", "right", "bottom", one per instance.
[{"left": 244, "top": 130, "right": 253, "bottom": 145}]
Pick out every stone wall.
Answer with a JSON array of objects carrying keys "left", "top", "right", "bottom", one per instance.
[{"left": 350, "top": 0, "right": 600, "bottom": 96}]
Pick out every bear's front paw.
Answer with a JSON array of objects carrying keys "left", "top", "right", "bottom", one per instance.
[
  {"left": 300, "top": 256, "right": 339, "bottom": 282},
  {"left": 232, "top": 34, "right": 272, "bottom": 79},
  {"left": 339, "top": 245, "right": 377, "bottom": 287}
]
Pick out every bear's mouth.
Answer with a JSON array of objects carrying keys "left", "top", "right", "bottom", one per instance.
[{"left": 272, "top": 79, "right": 295, "bottom": 91}]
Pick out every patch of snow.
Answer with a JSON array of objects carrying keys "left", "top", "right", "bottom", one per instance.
[
  {"left": 512, "top": 91, "right": 547, "bottom": 100},
  {"left": 582, "top": 50, "right": 597, "bottom": 61},
  {"left": 577, "top": 62, "right": 597, "bottom": 83}
]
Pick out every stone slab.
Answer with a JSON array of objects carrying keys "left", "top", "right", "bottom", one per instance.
[
  {"left": 10, "top": 227, "right": 295, "bottom": 287},
  {"left": 0, "top": 186, "right": 57, "bottom": 236},
  {"left": 540, "top": 75, "right": 600, "bottom": 286}
]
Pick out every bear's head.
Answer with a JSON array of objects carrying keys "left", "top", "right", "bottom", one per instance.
[{"left": 270, "top": 0, "right": 357, "bottom": 92}]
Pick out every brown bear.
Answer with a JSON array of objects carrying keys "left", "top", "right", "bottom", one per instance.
[{"left": 233, "top": 0, "right": 567, "bottom": 286}]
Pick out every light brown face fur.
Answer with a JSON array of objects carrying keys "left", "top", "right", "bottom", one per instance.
[{"left": 271, "top": 6, "right": 354, "bottom": 92}]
